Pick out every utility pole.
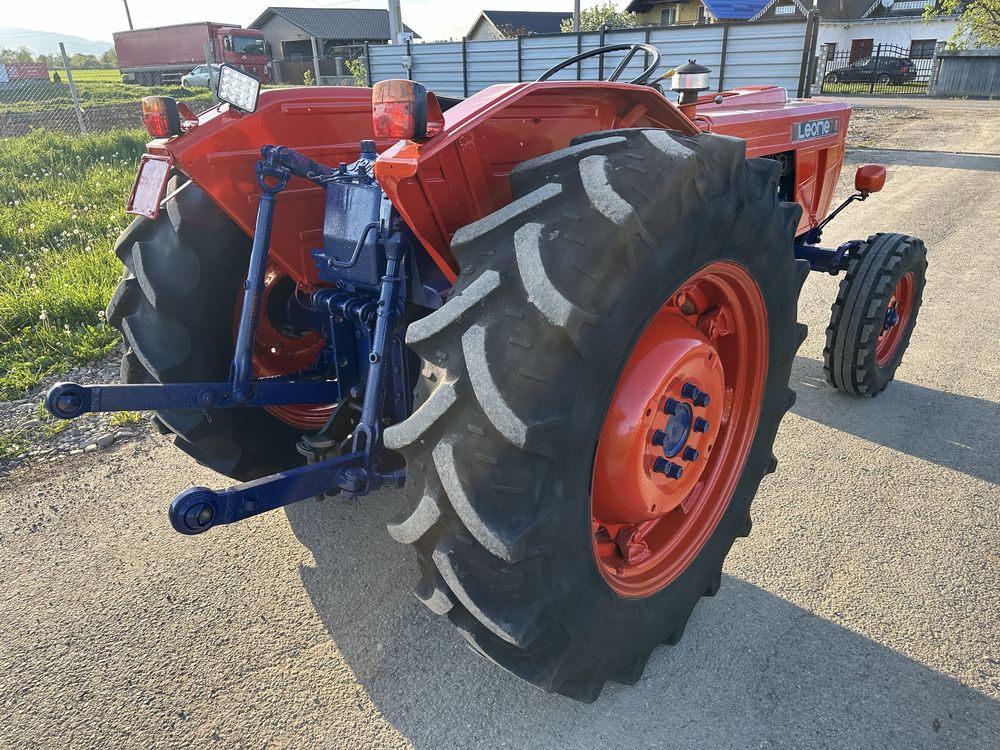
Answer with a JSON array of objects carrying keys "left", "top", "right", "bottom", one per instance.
[
  {"left": 573, "top": 0, "right": 581, "bottom": 32},
  {"left": 387, "top": 0, "right": 403, "bottom": 44},
  {"left": 122, "top": 0, "right": 134, "bottom": 30}
]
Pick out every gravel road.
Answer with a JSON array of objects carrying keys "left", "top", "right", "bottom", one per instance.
[{"left": 2, "top": 101, "right": 999, "bottom": 750}]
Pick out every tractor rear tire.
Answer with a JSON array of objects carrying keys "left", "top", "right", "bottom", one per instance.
[
  {"left": 824, "top": 233, "right": 927, "bottom": 397},
  {"left": 106, "top": 177, "right": 304, "bottom": 480},
  {"left": 383, "top": 128, "right": 809, "bottom": 701}
]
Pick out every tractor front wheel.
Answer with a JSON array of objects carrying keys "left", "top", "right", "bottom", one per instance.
[
  {"left": 824, "top": 233, "right": 927, "bottom": 396},
  {"left": 384, "top": 128, "right": 809, "bottom": 700}
]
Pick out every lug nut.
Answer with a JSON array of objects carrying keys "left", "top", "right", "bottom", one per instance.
[
  {"left": 681, "top": 382, "right": 700, "bottom": 400},
  {"left": 693, "top": 417, "right": 710, "bottom": 433},
  {"left": 683, "top": 447, "right": 700, "bottom": 462},
  {"left": 654, "top": 457, "right": 684, "bottom": 479},
  {"left": 663, "top": 397, "right": 681, "bottom": 415},
  {"left": 693, "top": 391, "right": 710, "bottom": 407},
  {"left": 651, "top": 429, "right": 667, "bottom": 447}
]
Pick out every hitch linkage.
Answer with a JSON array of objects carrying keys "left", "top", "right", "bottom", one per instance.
[{"left": 46, "top": 142, "right": 410, "bottom": 534}]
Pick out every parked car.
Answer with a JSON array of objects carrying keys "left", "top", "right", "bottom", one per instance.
[
  {"left": 824, "top": 56, "right": 917, "bottom": 85},
  {"left": 181, "top": 64, "right": 221, "bottom": 88}
]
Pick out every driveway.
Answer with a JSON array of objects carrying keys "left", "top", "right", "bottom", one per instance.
[{"left": 2, "top": 109, "right": 999, "bottom": 749}]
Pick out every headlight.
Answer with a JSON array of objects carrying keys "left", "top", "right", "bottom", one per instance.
[{"left": 217, "top": 64, "right": 260, "bottom": 113}]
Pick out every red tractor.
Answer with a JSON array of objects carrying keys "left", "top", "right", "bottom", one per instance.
[{"left": 47, "top": 48, "right": 926, "bottom": 701}]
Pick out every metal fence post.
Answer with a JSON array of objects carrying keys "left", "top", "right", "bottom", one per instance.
[
  {"left": 718, "top": 25, "right": 730, "bottom": 92},
  {"left": 204, "top": 41, "right": 219, "bottom": 102},
  {"left": 461, "top": 38, "right": 469, "bottom": 96},
  {"left": 516, "top": 35, "right": 523, "bottom": 82},
  {"left": 870, "top": 43, "right": 881, "bottom": 94},
  {"left": 598, "top": 25, "right": 606, "bottom": 78},
  {"left": 58, "top": 43, "right": 86, "bottom": 135}
]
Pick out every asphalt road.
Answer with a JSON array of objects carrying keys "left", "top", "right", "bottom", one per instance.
[{"left": 2, "top": 111, "right": 1000, "bottom": 749}]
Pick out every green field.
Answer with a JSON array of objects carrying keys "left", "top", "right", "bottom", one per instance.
[
  {"left": 0, "top": 76, "right": 214, "bottom": 116},
  {"left": 0, "top": 129, "right": 147, "bottom": 399},
  {"left": 56, "top": 69, "right": 122, "bottom": 84}
]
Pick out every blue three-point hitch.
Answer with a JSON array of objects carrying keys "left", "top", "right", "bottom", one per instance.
[{"left": 45, "top": 141, "right": 416, "bottom": 534}]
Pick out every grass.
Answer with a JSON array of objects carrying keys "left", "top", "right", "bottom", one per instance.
[
  {"left": 0, "top": 78, "right": 214, "bottom": 115},
  {"left": 58, "top": 69, "right": 121, "bottom": 84},
  {"left": 0, "top": 128, "right": 148, "bottom": 399},
  {"left": 820, "top": 80, "right": 929, "bottom": 95}
]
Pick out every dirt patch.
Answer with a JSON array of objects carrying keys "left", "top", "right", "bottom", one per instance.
[
  {"left": 0, "top": 349, "right": 151, "bottom": 475},
  {"left": 846, "top": 102, "right": 1000, "bottom": 153}
]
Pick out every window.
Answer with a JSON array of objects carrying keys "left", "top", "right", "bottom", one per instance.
[
  {"left": 825, "top": 42, "right": 837, "bottom": 60},
  {"left": 660, "top": 6, "right": 677, "bottom": 24},
  {"left": 231, "top": 35, "right": 266, "bottom": 55},
  {"left": 909, "top": 38, "right": 937, "bottom": 58},
  {"left": 774, "top": 4, "right": 797, "bottom": 14},
  {"left": 697, "top": 4, "right": 707, "bottom": 22},
  {"left": 891, "top": 0, "right": 926, "bottom": 9},
  {"left": 850, "top": 38, "right": 873, "bottom": 62}
]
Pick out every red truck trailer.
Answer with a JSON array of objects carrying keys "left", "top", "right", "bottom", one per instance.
[{"left": 114, "top": 22, "right": 269, "bottom": 86}]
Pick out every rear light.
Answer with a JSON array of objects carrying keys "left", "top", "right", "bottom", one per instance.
[
  {"left": 141, "top": 96, "right": 182, "bottom": 138},
  {"left": 372, "top": 79, "right": 444, "bottom": 141},
  {"left": 901, "top": 66, "right": 909, "bottom": 72}
]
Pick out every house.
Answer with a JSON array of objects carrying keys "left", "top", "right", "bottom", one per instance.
[
  {"left": 750, "top": 0, "right": 960, "bottom": 63},
  {"left": 624, "top": 0, "right": 770, "bottom": 25},
  {"left": 466, "top": 10, "right": 572, "bottom": 40},
  {"left": 249, "top": 7, "right": 420, "bottom": 60}
]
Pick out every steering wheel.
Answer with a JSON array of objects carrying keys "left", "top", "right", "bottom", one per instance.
[{"left": 536, "top": 43, "right": 662, "bottom": 86}]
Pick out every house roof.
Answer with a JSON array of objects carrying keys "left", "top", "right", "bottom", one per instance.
[
  {"left": 477, "top": 10, "right": 572, "bottom": 36},
  {"left": 626, "top": 0, "right": 769, "bottom": 20},
  {"left": 702, "top": 0, "right": 772, "bottom": 18},
  {"left": 749, "top": 0, "right": 875, "bottom": 20},
  {"left": 249, "top": 7, "right": 419, "bottom": 41}
]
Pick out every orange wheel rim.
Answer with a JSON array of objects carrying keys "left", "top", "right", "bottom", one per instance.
[
  {"left": 875, "top": 271, "right": 914, "bottom": 366},
  {"left": 590, "top": 261, "right": 768, "bottom": 598},
  {"left": 238, "top": 263, "right": 334, "bottom": 431}
]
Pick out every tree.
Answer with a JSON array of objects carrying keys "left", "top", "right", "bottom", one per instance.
[
  {"left": 560, "top": 1, "right": 639, "bottom": 32},
  {"left": 100, "top": 48, "right": 118, "bottom": 69},
  {"left": 0, "top": 46, "right": 36, "bottom": 63},
  {"left": 69, "top": 53, "right": 101, "bottom": 69},
  {"left": 925, "top": 0, "right": 1000, "bottom": 47}
]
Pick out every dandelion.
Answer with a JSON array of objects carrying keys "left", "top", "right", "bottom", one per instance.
[{"left": 38, "top": 308, "right": 48, "bottom": 323}]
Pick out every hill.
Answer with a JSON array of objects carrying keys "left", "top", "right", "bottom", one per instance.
[{"left": 0, "top": 27, "right": 112, "bottom": 57}]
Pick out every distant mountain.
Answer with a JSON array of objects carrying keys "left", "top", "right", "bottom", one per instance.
[{"left": 0, "top": 27, "right": 112, "bottom": 57}]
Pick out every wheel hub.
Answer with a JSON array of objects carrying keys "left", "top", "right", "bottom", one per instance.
[
  {"left": 875, "top": 271, "right": 915, "bottom": 366},
  {"left": 590, "top": 261, "right": 767, "bottom": 597}
]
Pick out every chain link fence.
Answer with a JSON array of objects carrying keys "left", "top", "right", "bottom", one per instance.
[
  {"left": 1, "top": 41, "right": 373, "bottom": 139},
  {"left": 267, "top": 45, "right": 368, "bottom": 87},
  {"left": 0, "top": 44, "right": 216, "bottom": 139}
]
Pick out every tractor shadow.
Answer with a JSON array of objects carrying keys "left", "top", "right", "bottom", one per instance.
[
  {"left": 285, "top": 498, "right": 1000, "bottom": 749},
  {"left": 790, "top": 356, "right": 1000, "bottom": 486}
]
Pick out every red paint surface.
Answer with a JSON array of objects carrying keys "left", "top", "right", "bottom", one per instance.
[
  {"left": 692, "top": 87, "right": 851, "bottom": 235},
  {"left": 157, "top": 82, "right": 852, "bottom": 289}
]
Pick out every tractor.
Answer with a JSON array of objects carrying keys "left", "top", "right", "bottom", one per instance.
[{"left": 45, "top": 46, "right": 926, "bottom": 701}]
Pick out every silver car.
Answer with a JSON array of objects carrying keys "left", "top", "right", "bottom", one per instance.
[{"left": 181, "top": 64, "right": 221, "bottom": 88}]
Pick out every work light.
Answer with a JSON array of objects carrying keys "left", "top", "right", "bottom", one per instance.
[{"left": 217, "top": 65, "right": 260, "bottom": 113}]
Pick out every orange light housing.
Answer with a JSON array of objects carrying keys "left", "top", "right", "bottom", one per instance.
[
  {"left": 855, "top": 164, "right": 886, "bottom": 196},
  {"left": 141, "top": 96, "right": 182, "bottom": 138},
  {"left": 372, "top": 80, "right": 444, "bottom": 141}
]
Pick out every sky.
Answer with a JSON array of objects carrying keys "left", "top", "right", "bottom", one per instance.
[{"left": 3, "top": 0, "right": 590, "bottom": 44}]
